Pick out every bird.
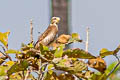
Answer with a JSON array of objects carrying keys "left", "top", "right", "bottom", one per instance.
[{"left": 35, "top": 17, "right": 60, "bottom": 49}]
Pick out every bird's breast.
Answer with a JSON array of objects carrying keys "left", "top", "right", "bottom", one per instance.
[
  {"left": 43, "top": 32, "right": 55, "bottom": 44},
  {"left": 42, "top": 29, "right": 58, "bottom": 45}
]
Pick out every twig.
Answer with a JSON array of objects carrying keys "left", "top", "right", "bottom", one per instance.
[
  {"left": 38, "top": 53, "right": 51, "bottom": 62},
  {"left": 22, "top": 71, "right": 25, "bottom": 80},
  {"left": 0, "top": 44, "right": 6, "bottom": 52},
  {"left": 114, "top": 55, "right": 120, "bottom": 62},
  {"left": 0, "top": 45, "right": 12, "bottom": 61},
  {"left": 6, "top": 55, "right": 12, "bottom": 61},
  {"left": 26, "top": 48, "right": 50, "bottom": 62},
  {"left": 0, "top": 50, "right": 6, "bottom": 56},
  {"left": 38, "top": 63, "right": 48, "bottom": 80},
  {"left": 85, "top": 27, "right": 89, "bottom": 52},
  {"left": 24, "top": 68, "right": 31, "bottom": 80},
  {"left": 40, "top": 64, "right": 48, "bottom": 80},
  {"left": 106, "top": 56, "right": 120, "bottom": 78},
  {"left": 30, "top": 19, "right": 33, "bottom": 43}
]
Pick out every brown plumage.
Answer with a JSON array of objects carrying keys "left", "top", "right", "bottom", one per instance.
[{"left": 35, "top": 17, "right": 60, "bottom": 49}]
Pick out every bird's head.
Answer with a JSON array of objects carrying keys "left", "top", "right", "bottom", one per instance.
[{"left": 51, "top": 17, "right": 60, "bottom": 24}]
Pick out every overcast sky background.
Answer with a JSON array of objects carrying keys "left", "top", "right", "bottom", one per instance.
[{"left": 0, "top": 0, "right": 120, "bottom": 65}]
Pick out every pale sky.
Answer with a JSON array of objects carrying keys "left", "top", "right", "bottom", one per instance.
[
  {"left": 72, "top": 0, "right": 120, "bottom": 64},
  {"left": 0, "top": 0, "right": 120, "bottom": 64}
]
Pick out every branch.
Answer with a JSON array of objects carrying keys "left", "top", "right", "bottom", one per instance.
[
  {"left": 40, "top": 64, "right": 48, "bottom": 80},
  {"left": 26, "top": 48, "right": 51, "bottom": 62},
  {"left": 6, "top": 55, "right": 12, "bottom": 61},
  {"left": 0, "top": 50, "right": 6, "bottom": 56},
  {"left": 22, "top": 71, "right": 25, "bottom": 80},
  {"left": 38, "top": 63, "right": 48, "bottom": 80},
  {"left": 85, "top": 27, "right": 89, "bottom": 52},
  {"left": 114, "top": 54, "right": 120, "bottom": 62},
  {"left": 0, "top": 45, "right": 12, "bottom": 61},
  {"left": 106, "top": 55, "right": 120, "bottom": 78},
  {"left": 24, "top": 68, "right": 31, "bottom": 80},
  {"left": 30, "top": 19, "right": 33, "bottom": 43},
  {"left": 0, "top": 44, "right": 6, "bottom": 52}
]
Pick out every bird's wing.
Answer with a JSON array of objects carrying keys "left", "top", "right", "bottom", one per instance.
[
  {"left": 35, "top": 24, "right": 58, "bottom": 47},
  {"left": 42, "top": 26, "right": 58, "bottom": 44},
  {"left": 38, "top": 24, "right": 57, "bottom": 41},
  {"left": 38, "top": 25, "right": 52, "bottom": 41}
]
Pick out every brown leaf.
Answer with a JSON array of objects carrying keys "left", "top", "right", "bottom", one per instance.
[
  {"left": 113, "top": 44, "right": 120, "bottom": 55},
  {"left": 57, "top": 34, "right": 71, "bottom": 44},
  {"left": 57, "top": 73, "right": 75, "bottom": 80},
  {"left": 75, "top": 70, "right": 94, "bottom": 79},
  {"left": 63, "top": 48, "right": 96, "bottom": 59},
  {"left": 88, "top": 56, "right": 106, "bottom": 73},
  {"left": 54, "top": 59, "right": 87, "bottom": 74},
  {"left": 100, "top": 45, "right": 120, "bottom": 58},
  {"left": 50, "top": 42, "right": 59, "bottom": 48}
]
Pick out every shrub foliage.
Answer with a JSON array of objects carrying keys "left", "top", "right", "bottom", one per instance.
[{"left": 0, "top": 31, "right": 120, "bottom": 80}]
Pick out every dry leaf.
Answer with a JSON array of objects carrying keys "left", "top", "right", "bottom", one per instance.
[
  {"left": 88, "top": 56, "right": 106, "bottom": 73},
  {"left": 57, "top": 34, "right": 71, "bottom": 44}
]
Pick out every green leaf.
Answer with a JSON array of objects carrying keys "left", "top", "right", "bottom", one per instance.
[
  {"left": 55, "top": 60, "right": 87, "bottom": 74},
  {"left": 56, "top": 59, "right": 67, "bottom": 67},
  {"left": 68, "top": 33, "right": 82, "bottom": 44},
  {"left": 105, "top": 61, "right": 120, "bottom": 75},
  {"left": 100, "top": 48, "right": 113, "bottom": 58},
  {"left": 63, "top": 48, "right": 96, "bottom": 59},
  {"left": 0, "top": 61, "right": 14, "bottom": 76},
  {"left": 0, "top": 56, "right": 7, "bottom": 65},
  {"left": 90, "top": 73, "right": 107, "bottom": 80},
  {"left": 0, "top": 66, "right": 7, "bottom": 76},
  {"left": 71, "top": 33, "right": 79, "bottom": 39},
  {"left": 7, "top": 60, "right": 29, "bottom": 76},
  {"left": 0, "top": 59, "right": 5, "bottom": 65},
  {"left": 9, "top": 72, "right": 22, "bottom": 80},
  {"left": 0, "top": 76, "right": 6, "bottom": 80},
  {"left": 21, "top": 43, "right": 27, "bottom": 47},
  {"left": 21, "top": 43, "right": 35, "bottom": 52},
  {"left": 27, "top": 43, "right": 34, "bottom": 48},
  {"left": 69, "top": 60, "right": 87, "bottom": 73},
  {"left": 48, "top": 64, "right": 54, "bottom": 75},
  {"left": 48, "top": 64, "right": 54, "bottom": 70},
  {"left": 43, "top": 45, "right": 49, "bottom": 51},
  {"left": 54, "top": 44, "right": 64, "bottom": 58},
  {"left": 0, "top": 31, "right": 10, "bottom": 49},
  {"left": 5, "top": 61, "right": 15, "bottom": 67},
  {"left": 5, "top": 49, "right": 21, "bottom": 54},
  {"left": 39, "top": 43, "right": 49, "bottom": 54},
  {"left": 100, "top": 45, "right": 120, "bottom": 57},
  {"left": 100, "top": 48, "right": 109, "bottom": 53}
]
